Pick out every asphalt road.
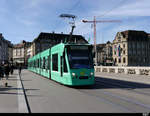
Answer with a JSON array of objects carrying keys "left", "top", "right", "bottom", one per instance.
[{"left": 1, "top": 70, "right": 150, "bottom": 113}]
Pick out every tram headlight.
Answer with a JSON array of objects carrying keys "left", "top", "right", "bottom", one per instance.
[
  {"left": 90, "top": 72, "right": 94, "bottom": 76},
  {"left": 72, "top": 73, "right": 76, "bottom": 77}
]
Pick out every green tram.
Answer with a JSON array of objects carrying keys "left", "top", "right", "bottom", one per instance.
[{"left": 28, "top": 43, "right": 95, "bottom": 86}]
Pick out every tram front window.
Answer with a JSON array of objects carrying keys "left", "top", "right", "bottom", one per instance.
[{"left": 67, "top": 46, "right": 93, "bottom": 69}]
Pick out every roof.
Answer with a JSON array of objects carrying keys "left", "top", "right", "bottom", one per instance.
[
  {"left": 13, "top": 40, "right": 32, "bottom": 48},
  {"left": 33, "top": 32, "right": 88, "bottom": 43},
  {"left": 120, "top": 30, "right": 148, "bottom": 38},
  {"left": 13, "top": 43, "right": 25, "bottom": 48}
]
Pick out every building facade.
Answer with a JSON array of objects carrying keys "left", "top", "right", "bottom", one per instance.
[
  {"left": 112, "top": 30, "right": 150, "bottom": 66},
  {"left": 96, "top": 41, "right": 113, "bottom": 66},
  {"left": 13, "top": 40, "right": 26, "bottom": 66},
  {"left": 26, "top": 43, "right": 33, "bottom": 59},
  {"left": 32, "top": 32, "right": 88, "bottom": 56},
  {"left": 96, "top": 43, "right": 106, "bottom": 65},
  {"left": 0, "top": 33, "right": 12, "bottom": 64},
  {"left": 8, "top": 42, "right": 13, "bottom": 65},
  {"left": 24, "top": 41, "right": 32, "bottom": 66},
  {"left": 13, "top": 40, "right": 32, "bottom": 67}
]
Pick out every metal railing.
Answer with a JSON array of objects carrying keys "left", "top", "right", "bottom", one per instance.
[{"left": 94, "top": 66, "right": 150, "bottom": 76}]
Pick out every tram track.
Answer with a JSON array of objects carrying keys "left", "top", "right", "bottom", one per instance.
[
  {"left": 96, "top": 80, "right": 150, "bottom": 109},
  {"left": 76, "top": 79, "right": 150, "bottom": 112},
  {"left": 77, "top": 88, "right": 134, "bottom": 112}
]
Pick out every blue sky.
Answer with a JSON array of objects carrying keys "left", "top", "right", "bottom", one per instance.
[{"left": 0, "top": 0, "right": 150, "bottom": 44}]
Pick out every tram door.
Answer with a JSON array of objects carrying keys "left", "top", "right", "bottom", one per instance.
[
  {"left": 48, "top": 55, "right": 51, "bottom": 79},
  {"left": 60, "top": 56, "right": 63, "bottom": 77}
]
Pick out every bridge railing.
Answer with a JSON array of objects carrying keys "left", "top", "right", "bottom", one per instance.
[{"left": 94, "top": 66, "right": 150, "bottom": 76}]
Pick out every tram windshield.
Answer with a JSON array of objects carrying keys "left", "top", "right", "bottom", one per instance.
[{"left": 67, "top": 45, "right": 93, "bottom": 69}]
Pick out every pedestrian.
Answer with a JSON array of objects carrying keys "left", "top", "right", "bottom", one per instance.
[
  {"left": 3, "top": 63, "right": 10, "bottom": 87},
  {"left": 10, "top": 65, "right": 14, "bottom": 75},
  {"left": 4, "top": 63, "right": 10, "bottom": 80},
  {"left": 18, "top": 65, "right": 22, "bottom": 75},
  {"left": 0, "top": 64, "right": 4, "bottom": 82}
]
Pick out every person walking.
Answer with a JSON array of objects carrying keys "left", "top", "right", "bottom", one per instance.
[
  {"left": 3, "top": 63, "right": 10, "bottom": 87},
  {"left": 0, "top": 64, "right": 4, "bottom": 85},
  {"left": 18, "top": 65, "right": 22, "bottom": 75},
  {"left": 10, "top": 65, "right": 14, "bottom": 75}
]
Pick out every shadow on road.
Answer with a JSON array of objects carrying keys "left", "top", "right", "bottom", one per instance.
[{"left": 71, "top": 76, "right": 150, "bottom": 90}]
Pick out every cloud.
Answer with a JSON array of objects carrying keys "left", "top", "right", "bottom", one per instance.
[
  {"left": 98, "top": 16, "right": 150, "bottom": 43},
  {"left": 1, "top": 0, "right": 150, "bottom": 44},
  {"left": 92, "top": 0, "right": 150, "bottom": 17}
]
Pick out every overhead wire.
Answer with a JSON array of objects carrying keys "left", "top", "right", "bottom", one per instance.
[
  {"left": 56, "top": 0, "right": 81, "bottom": 34},
  {"left": 80, "top": 0, "right": 128, "bottom": 44},
  {"left": 96, "top": 0, "right": 128, "bottom": 18}
]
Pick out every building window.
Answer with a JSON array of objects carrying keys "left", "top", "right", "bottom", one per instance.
[
  {"left": 123, "top": 57, "right": 126, "bottom": 63},
  {"left": 20, "top": 49, "right": 22, "bottom": 56},
  {"left": 119, "top": 58, "right": 121, "bottom": 63},
  {"left": 130, "top": 58, "right": 133, "bottom": 64},
  {"left": 123, "top": 44, "right": 125, "bottom": 48},
  {"left": 16, "top": 49, "right": 17, "bottom": 56},
  {"left": 114, "top": 58, "right": 117, "bottom": 64},
  {"left": 123, "top": 50, "right": 125, "bottom": 55},
  {"left": 118, "top": 36, "right": 121, "bottom": 41}
]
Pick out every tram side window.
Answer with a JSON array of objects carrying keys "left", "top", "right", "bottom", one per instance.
[
  {"left": 36, "top": 60, "right": 37, "bottom": 68},
  {"left": 34, "top": 61, "right": 35, "bottom": 67},
  {"left": 38, "top": 59, "right": 39, "bottom": 68},
  {"left": 40, "top": 58, "right": 42, "bottom": 68},
  {"left": 46, "top": 56, "right": 49, "bottom": 70},
  {"left": 47, "top": 56, "right": 50, "bottom": 70},
  {"left": 35, "top": 60, "right": 36, "bottom": 67},
  {"left": 43, "top": 57, "right": 45, "bottom": 69},
  {"left": 63, "top": 55, "right": 68, "bottom": 73},
  {"left": 52, "top": 54, "right": 58, "bottom": 71},
  {"left": 45, "top": 57, "right": 48, "bottom": 70},
  {"left": 37, "top": 60, "right": 38, "bottom": 68}
]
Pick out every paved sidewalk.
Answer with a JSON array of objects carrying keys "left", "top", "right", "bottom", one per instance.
[
  {"left": 0, "top": 70, "right": 28, "bottom": 113},
  {"left": 0, "top": 70, "right": 19, "bottom": 113}
]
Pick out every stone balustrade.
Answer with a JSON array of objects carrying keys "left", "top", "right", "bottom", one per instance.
[{"left": 94, "top": 66, "right": 150, "bottom": 76}]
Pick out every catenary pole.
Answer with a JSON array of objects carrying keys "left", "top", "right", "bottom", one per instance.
[{"left": 82, "top": 16, "right": 121, "bottom": 66}]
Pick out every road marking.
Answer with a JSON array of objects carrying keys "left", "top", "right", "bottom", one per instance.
[{"left": 17, "top": 75, "right": 28, "bottom": 113}]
